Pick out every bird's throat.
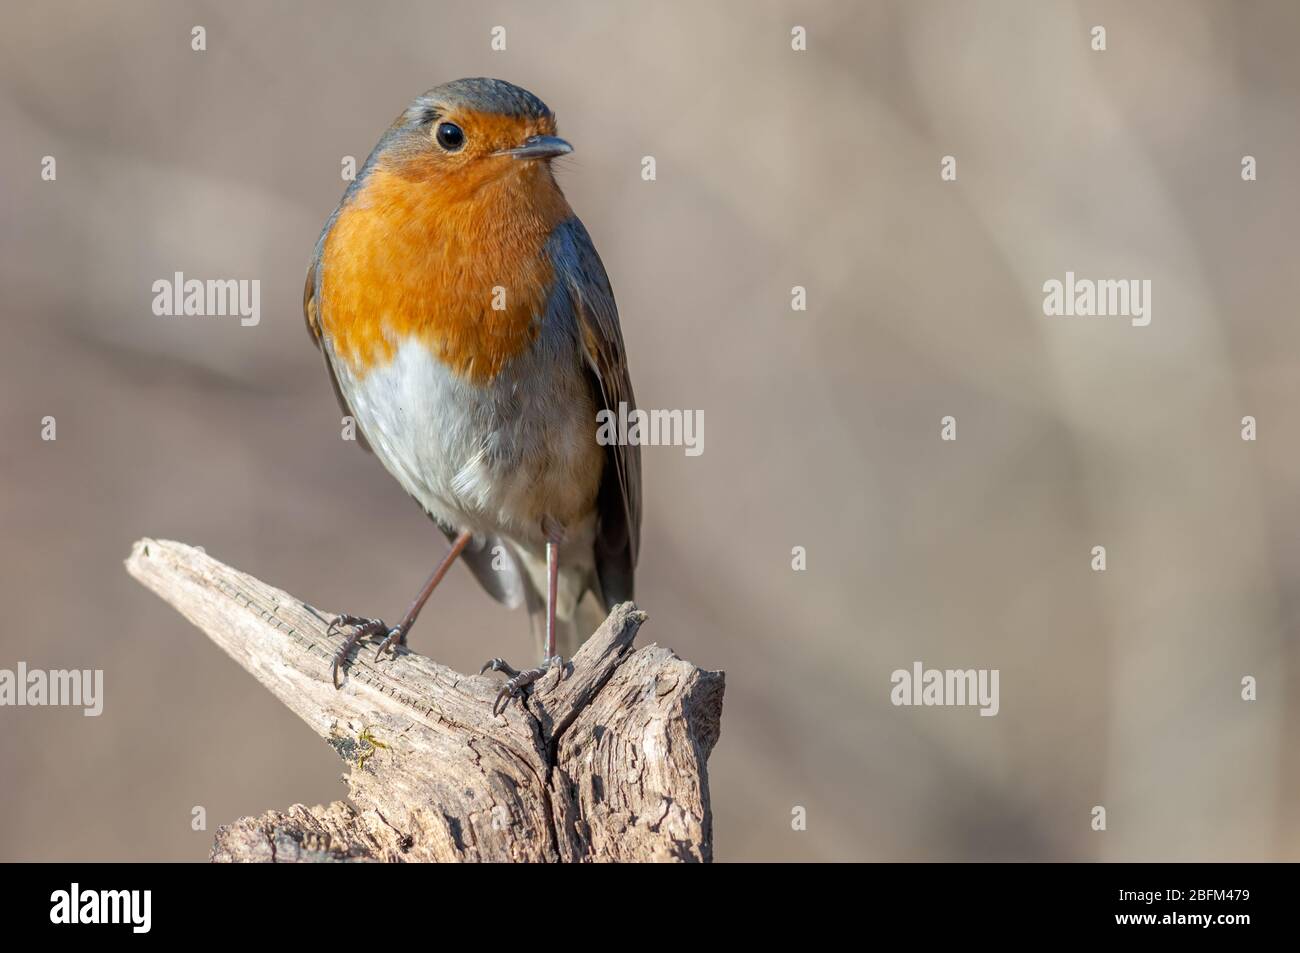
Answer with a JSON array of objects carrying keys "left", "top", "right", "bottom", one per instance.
[{"left": 320, "top": 162, "right": 571, "bottom": 384}]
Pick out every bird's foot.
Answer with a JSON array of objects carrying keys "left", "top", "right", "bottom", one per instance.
[
  {"left": 479, "top": 656, "right": 565, "bottom": 715},
  {"left": 329, "top": 614, "right": 403, "bottom": 688}
]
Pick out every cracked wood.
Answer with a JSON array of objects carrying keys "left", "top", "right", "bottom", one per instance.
[{"left": 125, "top": 538, "right": 724, "bottom": 862}]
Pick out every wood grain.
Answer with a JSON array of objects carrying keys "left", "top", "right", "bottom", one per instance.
[{"left": 125, "top": 538, "right": 723, "bottom": 862}]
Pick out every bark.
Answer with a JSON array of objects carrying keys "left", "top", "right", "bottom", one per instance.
[{"left": 125, "top": 539, "right": 723, "bottom": 862}]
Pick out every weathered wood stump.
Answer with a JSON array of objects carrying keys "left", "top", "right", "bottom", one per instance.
[{"left": 125, "top": 539, "right": 724, "bottom": 862}]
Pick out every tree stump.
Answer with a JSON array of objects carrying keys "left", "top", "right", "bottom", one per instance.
[{"left": 125, "top": 539, "right": 724, "bottom": 862}]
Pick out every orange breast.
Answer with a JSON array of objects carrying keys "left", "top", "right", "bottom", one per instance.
[{"left": 319, "top": 161, "right": 571, "bottom": 384}]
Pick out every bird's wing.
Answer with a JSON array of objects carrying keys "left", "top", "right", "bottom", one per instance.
[
  {"left": 304, "top": 254, "right": 371, "bottom": 453},
  {"left": 304, "top": 241, "right": 525, "bottom": 608},
  {"left": 551, "top": 217, "right": 641, "bottom": 605}
]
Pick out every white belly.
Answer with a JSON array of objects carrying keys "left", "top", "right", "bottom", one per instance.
[{"left": 330, "top": 336, "right": 602, "bottom": 547}]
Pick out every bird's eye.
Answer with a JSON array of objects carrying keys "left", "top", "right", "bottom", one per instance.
[{"left": 435, "top": 122, "right": 465, "bottom": 152}]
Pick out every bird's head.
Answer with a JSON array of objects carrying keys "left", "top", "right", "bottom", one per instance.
[{"left": 375, "top": 78, "right": 572, "bottom": 201}]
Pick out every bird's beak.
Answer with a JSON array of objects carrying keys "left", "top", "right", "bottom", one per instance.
[{"left": 493, "top": 135, "right": 573, "bottom": 160}]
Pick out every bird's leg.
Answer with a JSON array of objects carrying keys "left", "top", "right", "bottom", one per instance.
[
  {"left": 544, "top": 522, "right": 560, "bottom": 660},
  {"left": 330, "top": 529, "right": 473, "bottom": 688},
  {"left": 480, "top": 518, "right": 566, "bottom": 714},
  {"left": 373, "top": 530, "right": 474, "bottom": 657}
]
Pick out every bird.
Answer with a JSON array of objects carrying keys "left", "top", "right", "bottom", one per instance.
[{"left": 303, "top": 78, "right": 640, "bottom": 712}]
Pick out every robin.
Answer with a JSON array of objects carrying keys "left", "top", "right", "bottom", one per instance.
[{"left": 304, "top": 78, "right": 640, "bottom": 711}]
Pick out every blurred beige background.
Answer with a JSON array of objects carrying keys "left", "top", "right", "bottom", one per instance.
[{"left": 1, "top": 0, "right": 1298, "bottom": 861}]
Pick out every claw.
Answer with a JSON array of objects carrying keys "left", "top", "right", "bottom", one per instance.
[
  {"left": 484, "top": 656, "right": 564, "bottom": 715},
  {"left": 328, "top": 613, "right": 382, "bottom": 638},
  {"left": 373, "top": 627, "right": 406, "bottom": 660},
  {"left": 328, "top": 615, "right": 390, "bottom": 688},
  {"left": 479, "top": 657, "right": 520, "bottom": 678}
]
